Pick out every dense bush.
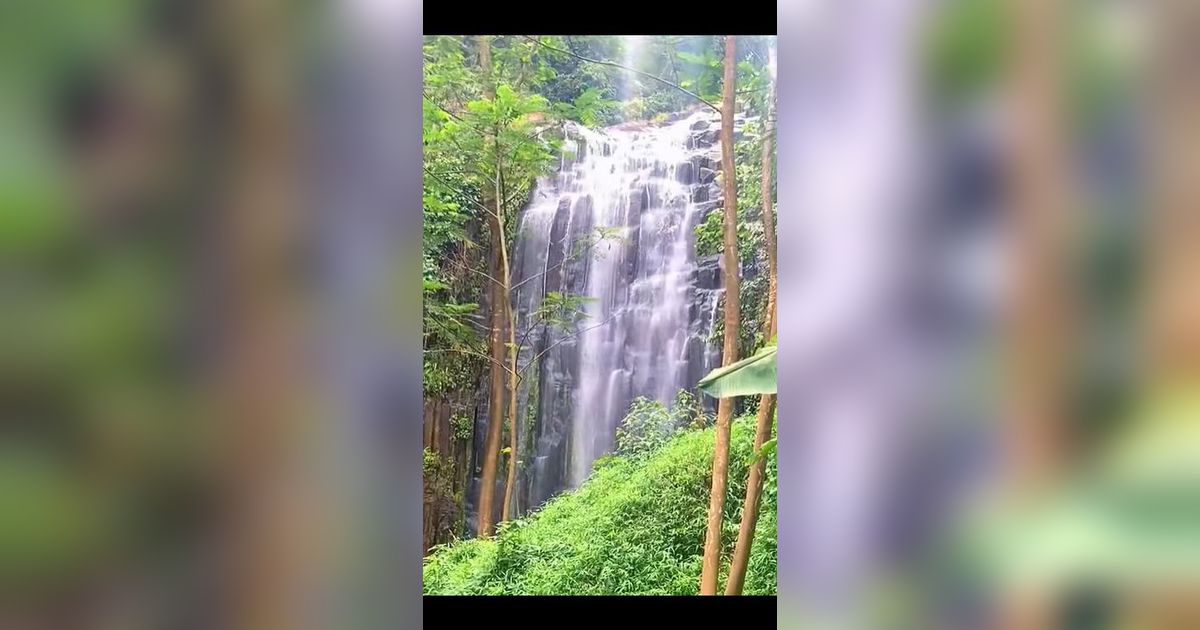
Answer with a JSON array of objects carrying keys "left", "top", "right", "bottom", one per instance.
[
  {"left": 614, "top": 397, "right": 675, "bottom": 458},
  {"left": 422, "top": 415, "right": 776, "bottom": 594},
  {"left": 615, "top": 390, "right": 712, "bottom": 459}
]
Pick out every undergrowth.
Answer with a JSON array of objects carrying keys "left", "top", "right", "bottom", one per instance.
[{"left": 422, "top": 415, "right": 777, "bottom": 594}]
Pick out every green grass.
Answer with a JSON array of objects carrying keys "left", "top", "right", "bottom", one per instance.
[{"left": 422, "top": 416, "right": 777, "bottom": 595}]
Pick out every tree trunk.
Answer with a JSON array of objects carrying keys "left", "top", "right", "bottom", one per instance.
[
  {"left": 725, "top": 68, "right": 776, "bottom": 596},
  {"left": 1119, "top": 3, "right": 1200, "bottom": 626},
  {"left": 474, "top": 35, "right": 507, "bottom": 538},
  {"left": 212, "top": 0, "right": 310, "bottom": 626},
  {"left": 1144, "top": 0, "right": 1200, "bottom": 387},
  {"left": 423, "top": 402, "right": 436, "bottom": 553},
  {"left": 700, "top": 35, "right": 742, "bottom": 595},
  {"left": 1006, "top": 0, "right": 1074, "bottom": 496},
  {"left": 501, "top": 296, "right": 519, "bottom": 522},
  {"left": 1000, "top": 0, "right": 1075, "bottom": 623}
]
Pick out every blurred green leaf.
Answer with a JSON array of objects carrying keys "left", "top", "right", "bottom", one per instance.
[{"left": 697, "top": 343, "right": 777, "bottom": 398}]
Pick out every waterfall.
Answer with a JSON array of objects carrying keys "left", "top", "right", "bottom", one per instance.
[{"left": 470, "top": 110, "right": 738, "bottom": 525}]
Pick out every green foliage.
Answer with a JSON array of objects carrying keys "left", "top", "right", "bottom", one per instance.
[
  {"left": 694, "top": 207, "right": 725, "bottom": 259},
  {"left": 532, "top": 291, "right": 594, "bottom": 333},
  {"left": 695, "top": 206, "right": 764, "bottom": 266},
  {"left": 534, "top": 36, "right": 625, "bottom": 126},
  {"left": 590, "top": 453, "right": 620, "bottom": 473},
  {"left": 752, "top": 437, "right": 777, "bottom": 465},
  {"left": 423, "top": 447, "right": 441, "bottom": 476},
  {"left": 694, "top": 117, "right": 770, "bottom": 266},
  {"left": 956, "top": 393, "right": 1200, "bottom": 590},
  {"left": 737, "top": 271, "right": 771, "bottom": 351},
  {"left": 451, "top": 413, "right": 473, "bottom": 442},
  {"left": 418, "top": 34, "right": 786, "bottom": 595},
  {"left": 422, "top": 35, "right": 571, "bottom": 399},
  {"left": 519, "top": 35, "right": 774, "bottom": 124},
  {"left": 422, "top": 36, "right": 480, "bottom": 98},
  {"left": 0, "top": 0, "right": 214, "bottom": 592},
  {"left": 424, "top": 447, "right": 457, "bottom": 492},
  {"left": 0, "top": 448, "right": 108, "bottom": 587},
  {"left": 421, "top": 37, "right": 779, "bottom": 405},
  {"left": 423, "top": 354, "right": 479, "bottom": 399},
  {"left": 490, "top": 36, "right": 562, "bottom": 92},
  {"left": 698, "top": 343, "right": 777, "bottom": 399},
  {"left": 423, "top": 296, "right": 479, "bottom": 344},
  {"left": 422, "top": 35, "right": 564, "bottom": 249},
  {"left": 555, "top": 87, "right": 619, "bottom": 127},
  {"left": 615, "top": 398, "right": 676, "bottom": 458},
  {"left": 672, "top": 389, "right": 713, "bottom": 430},
  {"left": 695, "top": 100, "right": 775, "bottom": 365},
  {"left": 675, "top": 35, "right": 773, "bottom": 111},
  {"left": 422, "top": 281, "right": 482, "bottom": 397},
  {"left": 424, "top": 446, "right": 461, "bottom": 547},
  {"left": 571, "top": 224, "right": 625, "bottom": 259},
  {"left": 923, "top": 0, "right": 1008, "bottom": 105},
  {"left": 705, "top": 270, "right": 772, "bottom": 381},
  {"left": 615, "top": 390, "right": 713, "bottom": 458},
  {"left": 1069, "top": 3, "right": 1142, "bottom": 131},
  {"left": 675, "top": 48, "right": 723, "bottom": 103},
  {"left": 422, "top": 416, "right": 776, "bottom": 594}
]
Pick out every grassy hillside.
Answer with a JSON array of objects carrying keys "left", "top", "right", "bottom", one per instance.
[{"left": 422, "top": 416, "right": 777, "bottom": 595}]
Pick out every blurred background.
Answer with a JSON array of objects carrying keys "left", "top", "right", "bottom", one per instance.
[
  {"left": 2, "top": 0, "right": 1199, "bottom": 627},
  {"left": 2, "top": 0, "right": 423, "bottom": 628},
  {"left": 778, "top": 0, "right": 1200, "bottom": 627}
]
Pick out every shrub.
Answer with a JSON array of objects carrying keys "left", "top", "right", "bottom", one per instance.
[
  {"left": 422, "top": 415, "right": 777, "bottom": 595},
  {"left": 450, "top": 413, "right": 473, "bottom": 442},
  {"left": 615, "top": 397, "right": 676, "bottom": 458},
  {"left": 615, "top": 390, "right": 712, "bottom": 459}
]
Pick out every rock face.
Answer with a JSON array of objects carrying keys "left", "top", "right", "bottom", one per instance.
[{"left": 466, "top": 110, "right": 744, "bottom": 528}]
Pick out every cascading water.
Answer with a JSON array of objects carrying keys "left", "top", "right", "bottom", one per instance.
[{"left": 470, "top": 110, "right": 741, "bottom": 527}]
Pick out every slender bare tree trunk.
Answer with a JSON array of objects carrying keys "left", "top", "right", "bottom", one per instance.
[
  {"left": 1121, "top": 3, "right": 1200, "bottom": 625},
  {"left": 700, "top": 35, "right": 742, "bottom": 595},
  {"left": 213, "top": 1, "right": 311, "bottom": 626},
  {"left": 1000, "top": 0, "right": 1075, "bottom": 624},
  {"left": 725, "top": 72, "right": 777, "bottom": 596},
  {"left": 474, "top": 35, "right": 507, "bottom": 538},
  {"left": 502, "top": 300, "right": 519, "bottom": 522},
  {"left": 1007, "top": 0, "right": 1074, "bottom": 495},
  {"left": 1144, "top": 0, "right": 1200, "bottom": 387}
]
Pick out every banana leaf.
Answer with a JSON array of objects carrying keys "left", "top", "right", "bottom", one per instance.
[
  {"left": 697, "top": 344, "right": 776, "bottom": 398},
  {"left": 962, "top": 390, "right": 1200, "bottom": 588}
]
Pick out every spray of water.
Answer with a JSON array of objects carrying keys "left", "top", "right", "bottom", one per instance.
[{"left": 495, "top": 110, "right": 731, "bottom": 515}]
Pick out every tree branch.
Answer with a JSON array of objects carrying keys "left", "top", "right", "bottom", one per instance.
[
  {"left": 424, "top": 92, "right": 553, "bottom": 191},
  {"left": 423, "top": 311, "right": 516, "bottom": 382},
  {"left": 423, "top": 166, "right": 502, "bottom": 224},
  {"left": 424, "top": 347, "right": 518, "bottom": 381},
  {"left": 520, "top": 311, "right": 620, "bottom": 376},
  {"left": 447, "top": 257, "right": 507, "bottom": 291},
  {"left": 510, "top": 258, "right": 561, "bottom": 293},
  {"left": 522, "top": 36, "right": 721, "bottom": 114},
  {"left": 503, "top": 185, "right": 529, "bottom": 213},
  {"left": 510, "top": 226, "right": 623, "bottom": 293}
]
